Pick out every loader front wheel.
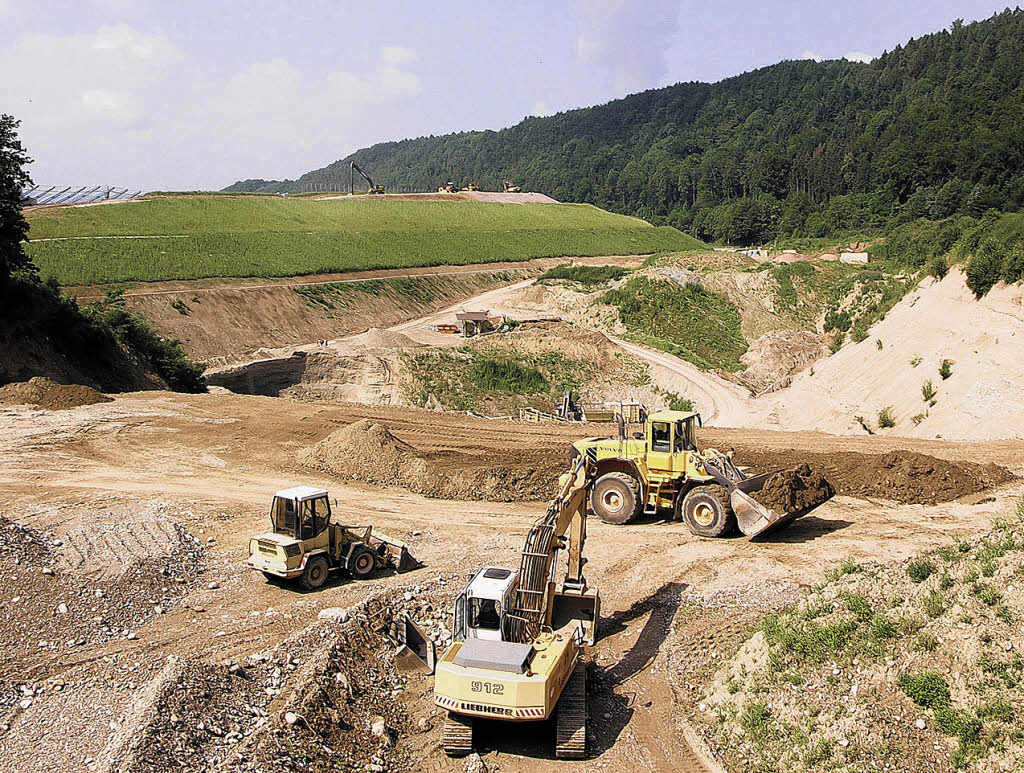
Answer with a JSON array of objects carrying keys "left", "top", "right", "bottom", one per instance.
[
  {"left": 299, "top": 555, "right": 330, "bottom": 590},
  {"left": 679, "top": 485, "right": 735, "bottom": 538},
  {"left": 591, "top": 472, "right": 641, "bottom": 524},
  {"left": 346, "top": 544, "right": 376, "bottom": 579}
]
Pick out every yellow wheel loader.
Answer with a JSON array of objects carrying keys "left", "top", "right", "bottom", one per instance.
[
  {"left": 573, "top": 410, "right": 832, "bottom": 538},
  {"left": 247, "top": 486, "right": 416, "bottom": 590},
  {"left": 434, "top": 456, "right": 598, "bottom": 759}
]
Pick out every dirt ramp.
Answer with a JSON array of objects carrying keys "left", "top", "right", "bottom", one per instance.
[
  {"left": 0, "top": 376, "right": 112, "bottom": 410},
  {"left": 352, "top": 327, "right": 421, "bottom": 349}
]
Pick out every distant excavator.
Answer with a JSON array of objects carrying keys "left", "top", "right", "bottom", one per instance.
[
  {"left": 503, "top": 180, "right": 522, "bottom": 193},
  {"left": 349, "top": 161, "right": 384, "bottom": 195}
]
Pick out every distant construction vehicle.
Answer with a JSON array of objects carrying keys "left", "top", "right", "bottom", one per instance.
[
  {"left": 434, "top": 455, "right": 597, "bottom": 759},
  {"left": 503, "top": 180, "right": 522, "bottom": 193},
  {"left": 349, "top": 161, "right": 384, "bottom": 195},
  {"left": 460, "top": 183, "right": 480, "bottom": 192},
  {"left": 575, "top": 410, "right": 832, "bottom": 536},
  {"left": 438, "top": 181, "right": 458, "bottom": 193},
  {"left": 247, "top": 486, "right": 415, "bottom": 589}
]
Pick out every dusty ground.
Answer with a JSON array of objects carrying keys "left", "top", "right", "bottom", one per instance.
[{"left": 1, "top": 390, "right": 1022, "bottom": 772}]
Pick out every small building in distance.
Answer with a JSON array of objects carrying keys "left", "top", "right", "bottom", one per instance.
[{"left": 456, "top": 310, "right": 494, "bottom": 337}]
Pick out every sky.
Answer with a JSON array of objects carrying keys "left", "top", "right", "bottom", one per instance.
[{"left": 1, "top": 1, "right": 1015, "bottom": 191}]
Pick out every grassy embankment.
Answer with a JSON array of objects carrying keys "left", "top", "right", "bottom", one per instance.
[
  {"left": 702, "top": 502, "right": 1024, "bottom": 771},
  {"left": 25, "top": 196, "right": 703, "bottom": 285}
]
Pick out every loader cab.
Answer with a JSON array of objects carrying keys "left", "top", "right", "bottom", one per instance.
[
  {"left": 269, "top": 485, "right": 331, "bottom": 541},
  {"left": 645, "top": 410, "right": 702, "bottom": 472},
  {"left": 453, "top": 567, "right": 519, "bottom": 642}
]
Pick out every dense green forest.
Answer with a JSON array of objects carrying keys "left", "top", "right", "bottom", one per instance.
[{"left": 228, "top": 10, "right": 1024, "bottom": 248}]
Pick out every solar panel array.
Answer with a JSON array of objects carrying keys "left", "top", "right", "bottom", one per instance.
[{"left": 20, "top": 185, "right": 145, "bottom": 206}]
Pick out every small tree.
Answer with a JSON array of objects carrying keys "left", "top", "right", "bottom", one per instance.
[
  {"left": 939, "top": 360, "right": 953, "bottom": 380},
  {"left": 0, "top": 114, "right": 33, "bottom": 283},
  {"left": 922, "top": 379, "right": 936, "bottom": 401}
]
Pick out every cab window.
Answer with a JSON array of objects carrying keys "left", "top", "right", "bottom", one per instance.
[
  {"left": 651, "top": 421, "right": 671, "bottom": 452},
  {"left": 674, "top": 421, "right": 685, "bottom": 452},
  {"left": 470, "top": 597, "right": 501, "bottom": 630}
]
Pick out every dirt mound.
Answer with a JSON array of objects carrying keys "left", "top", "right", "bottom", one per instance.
[
  {"left": 0, "top": 376, "right": 112, "bottom": 410},
  {"left": 754, "top": 463, "right": 834, "bottom": 513},
  {"left": 302, "top": 420, "right": 570, "bottom": 501},
  {"left": 302, "top": 420, "right": 428, "bottom": 486},
  {"left": 354, "top": 328, "right": 421, "bottom": 349},
  {"left": 735, "top": 447, "right": 1015, "bottom": 505}
]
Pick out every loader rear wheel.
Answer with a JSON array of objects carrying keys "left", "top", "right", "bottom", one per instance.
[
  {"left": 299, "top": 555, "right": 329, "bottom": 590},
  {"left": 555, "top": 657, "right": 587, "bottom": 759},
  {"left": 442, "top": 711, "right": 474, "bottom": 757},
  {"left": 591, "top": 472, "right": 641, "bottom": 524},
  {"left": 346, "top": 544, "right": 376, "bottom": 579},
  {"left": 679, "top": 485, "right": 735, "bottom": 538}
]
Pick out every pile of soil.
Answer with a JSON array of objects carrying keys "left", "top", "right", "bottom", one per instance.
[
  {"left": 301, "top": 420, "right": 569, "bottom": 502},
  {"left": 732, "top": 446, "right": 1015, "bottom": 505},
  {"left": 355, "top": 328, "right": 421, "bottom": 349},
  {"left": 754, "top": 463, "right": 835, "bottom": 513},
  {"left": 302, "top": 420, "right": 428, "bottom": 487},
  {"left": 0, "top": 376, "right": 112, "bottom": 410}
]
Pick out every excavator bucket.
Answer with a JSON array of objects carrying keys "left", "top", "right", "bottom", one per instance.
[
  {"left": 367, "top": 529, "right": 419, "bottom": 573},
  {"left": 730, "top": 470, "right": 832, "bottom": 538},
  {"left": 392, "top": 614, "right": 435, "bottom": 674}
]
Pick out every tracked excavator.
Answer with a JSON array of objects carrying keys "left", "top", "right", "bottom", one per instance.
[
  {"left": 434, "top": 454, "right": 597, "bottom": 759},
  {"left": 349, "top": 161, "right": 384, "bottom": 195}
]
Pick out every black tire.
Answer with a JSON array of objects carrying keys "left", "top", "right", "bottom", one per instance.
[
  {"left": 591, "top": 472, "right": 641, "bottom": 525},
  {"left": 679, "top": 485, "right": 735, "bottom": 538},
  {"left": 299, "top": 554, "right": 330, "bottom": 590},
  {"left": 346, "top": 544, "right": 376, "bottom": 579}
]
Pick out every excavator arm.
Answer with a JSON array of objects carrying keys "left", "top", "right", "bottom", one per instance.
[
  {"left": 350, "top": 161, "right": 382, "bottom": 195},
  {"left": 506, "top": 455, "right": 598, "bottom": 645}
]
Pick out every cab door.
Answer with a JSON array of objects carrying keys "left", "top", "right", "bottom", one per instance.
[{"left": 645, "top": 420, "right": 674, "bottom": 475}]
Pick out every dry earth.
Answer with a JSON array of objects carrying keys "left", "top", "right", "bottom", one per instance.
[{"left": 1, "top": 390, "right": 1022, "bottom": 772}]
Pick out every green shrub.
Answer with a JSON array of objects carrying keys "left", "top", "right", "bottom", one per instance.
[
  {"left": 842, "top": 591, "right": 873, "bottom": 621},
  {"left": 923, "top": 591, "right": 946, "bottom": 618},
  {"left": 829, "top": 331, "right": 845, "bottom": 353},
  {"left": 910, "top": 355, "right": 922, "bottom": 367},
  {"left": 907, "top": 559, "right": 936, "bottom": 583},
  {"left": 916, "top": 632, "right": 939, "bottom": 651},
  {"left": 870, "top": 613, "right": 898, "bottom": 641},
  {"left": 939, "top": 360, "right": 953, "bottom": 380},
  {"left": 928, "top": 255, "right": 949, "bottom": 279},
  {"left": 740, "top": 700, "right": 773, "bottom": 742},
  {"left": 977, "top": 698, "right": 1014, "bottom": 723},
  {"left": 877, "top": 406, "right": 896, "bottom": 428},
  {"left": 898, "top": 671, "right": 951, "bottom": 709},
  {"left": 467, "top": 357, "right": 547, "bottom": 394},
  {"left": 921, "top": 380, "right": 936, "bottom": 401}
]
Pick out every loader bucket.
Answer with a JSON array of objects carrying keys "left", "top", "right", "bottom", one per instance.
[
  {"left": 367, "top": 530, "right": 419, "bottom": 573},
  {"left": 392, "top": 614, "right": 435, "bottom": 675},
  {"left": 730, "top": 470, "right": 833, "bottom": 539}
]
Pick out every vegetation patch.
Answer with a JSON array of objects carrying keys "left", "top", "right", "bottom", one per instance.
[
  {"left": 601, "top": 276, "right": 747, "bottom": 371},
  {"left": 697, "top": 502, "right": 1024, "bottom": 772},
  {"left": 538, "top": 263, "right": 629, "bottom": 286},
  {"left": 26, "top": 197, "right": 700, "bottom": 285}
]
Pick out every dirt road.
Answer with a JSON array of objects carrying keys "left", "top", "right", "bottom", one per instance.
[{"left": 1, "top": 392, "right": 1020, "bottom": 772}]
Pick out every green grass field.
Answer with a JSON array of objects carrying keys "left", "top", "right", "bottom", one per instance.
[{"left": 26, "top": 196, "right": 704, "bottom": 285}]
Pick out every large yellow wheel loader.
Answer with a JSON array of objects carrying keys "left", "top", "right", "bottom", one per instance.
[
  {"left": 574, "top": 410, "right": 832, "bottom": 538},
  {"left": 434, "top": 456, "right": 598, "bottom": 759},
  {"left": 247, "top": 486, "right": 416, "bottom": 590}
]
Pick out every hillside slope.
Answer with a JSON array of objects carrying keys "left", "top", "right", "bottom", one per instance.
[
  {"left": 25, "top": 195, "right": 701, "bottom": 285},
  {"left": 227, "top": 11, "right": 1024, "bottom": 244},
  {"left": 761, "top": 268, "right": 1024, "bottom": 440}
]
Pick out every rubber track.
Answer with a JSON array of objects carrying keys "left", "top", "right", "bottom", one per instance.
[
  {"left": 555, "top": 659, "right": 586, "bottom": 759},
  {"left": 441, "top": 711, "right": 474, "bottom": 757}
]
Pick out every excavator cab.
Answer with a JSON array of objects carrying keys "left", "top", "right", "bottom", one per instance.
[{"left": 453, "top": 567, "right": 519, "bottom": 642}]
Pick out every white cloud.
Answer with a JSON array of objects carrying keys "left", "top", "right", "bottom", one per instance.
[
  {"left": 801, "top": 49, "right": 824, "bottom": 62},
  {"left": 844, "top": 51, "right": 874, "bottom": 64},
  {"left": 380, "top": 45, "right": 417, "bottom": 66},
  {"left": 572, "top": 0, "right": 680, "bottom": 98},
  {"left": 0, "top": 28, "right": 424, "bottom": 189}
]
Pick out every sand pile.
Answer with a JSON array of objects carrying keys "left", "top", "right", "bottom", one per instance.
[
  {"left": 0, "top": 376, "right": 112, "bottom": 410},
  {"left": 354, "top": 328, "right": 420, "bottom": 349},
  {"left": 302, "top": 421, "right": 569, "bottom": 501},
  {"left": 301, "top": 420, "right": 428, "bottom": 486},
  {"left": 754, "top": 463, "right": 834, "bottom": 513}
]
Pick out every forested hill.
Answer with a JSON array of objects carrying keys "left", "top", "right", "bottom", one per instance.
[{"left": 227, "top": 9, "right": 1024, "bottom": 245}]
